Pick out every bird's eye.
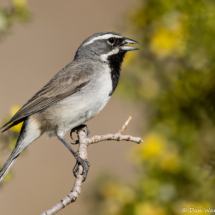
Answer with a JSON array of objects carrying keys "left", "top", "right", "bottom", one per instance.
[{"left": 107, "top": 38, "right": 116, "bottom": 45}]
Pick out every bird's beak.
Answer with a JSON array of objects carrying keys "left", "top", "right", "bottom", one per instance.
[{"left": 119, "top": 37, "right": 139, "bottom": 51}]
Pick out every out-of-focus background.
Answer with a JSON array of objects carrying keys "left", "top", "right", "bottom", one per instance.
[{"left": 1, "top": 0, "right": 215, "bottom": 215}]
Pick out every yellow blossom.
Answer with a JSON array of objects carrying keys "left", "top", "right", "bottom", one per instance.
[
  {"left": 141, "top": 133, "right": 166, "bottom": 159},
  {"left": 13, "top": 0, "right": 27, "bottom": 8},
  {"left": 135, "top": 203, "right": 166, "bottom": 215},
  {"left": 101, "top": 181, "right": 135, "bottom": 203},
  {"left": 105, "top": 199, "right": 123, "bottom": 215},
  {"left": 101, "top": 181, "right": 120, "bottom": 198},
  {"left": 129, "top": 133, "right": 166, "bottom": 163},
  {"left": 150, "top": 24, "right": 185, "bottom": 58},
  {"left": 10, "top": 105, "right": 23, "bottom": 132},
  {"left": 159, "top": 151, "right": 181, "bottom": 173},
  {"left": 117, "top": 186, "right": 135, "bottom": 203}
]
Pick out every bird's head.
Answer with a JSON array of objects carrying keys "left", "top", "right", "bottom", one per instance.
[{"left": 74, "top": 32, "right": 139, "bottom": 63}]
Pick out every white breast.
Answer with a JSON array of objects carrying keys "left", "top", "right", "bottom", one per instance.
[
  {"left": 81, "top": 63, "right": 112, "bottom": 121},
  {"left": 93, "top": 64, "right": 112, "bottom": 112},
  {"left": 44, "top": 63, "right": 113, "bottom": 136}
]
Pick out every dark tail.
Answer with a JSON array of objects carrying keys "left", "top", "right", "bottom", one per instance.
[
  {"left": 0, "top": 152, "right": 20, "bottom": 183},
  {"left": 0, "top": 120, "right": 28, "bottom": 183},
  {"left": 0, "top": 117, "right": 41, "bottom": 183}
]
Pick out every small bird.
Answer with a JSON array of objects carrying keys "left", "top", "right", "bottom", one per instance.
[{"left": 0, "top": 32, "right": 138, "bottom": 183}]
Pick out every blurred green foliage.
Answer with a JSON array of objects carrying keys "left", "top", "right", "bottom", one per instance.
[
  {"left": 0, "top": 0, "right": 30, "bottom": 40},
  {"left": 89, "top": 0, "right": 215, "bottom": 214}
]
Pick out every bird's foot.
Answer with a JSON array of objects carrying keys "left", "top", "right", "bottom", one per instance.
[
  {"left": 70, "top": 124, "right": 90, "bottom": 145},
  {"left": 73, "top": 157, "right": 90, "bottom": 182}
]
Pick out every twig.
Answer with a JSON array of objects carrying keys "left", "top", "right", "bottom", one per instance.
[
  {"left": 118, "top": 116, "right": 132, "bottom": 133},
  {"left": 40, "top": 116, "right": 143, "bottom": 215}
]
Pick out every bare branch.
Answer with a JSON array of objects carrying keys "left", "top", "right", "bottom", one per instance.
[
  {"left": 40, "top": 129, "right": 88, "bottom": 215},
  {"left": 87, "top": 133, "right": 142, "bottom": 145},
  {"left": 118, "top": 116, "right": 132, "bottom": 134},
  {"left": 40, "top": 116, "right": 143, "bottom": 215}
]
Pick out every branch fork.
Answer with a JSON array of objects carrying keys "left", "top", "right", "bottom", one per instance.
[{"left": 41, "top": 116, "right": 143, "bottom": 215}]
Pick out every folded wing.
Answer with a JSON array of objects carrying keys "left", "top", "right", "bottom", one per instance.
[{"left": 1, "top": 62, "right": 93, "bottom": 132}]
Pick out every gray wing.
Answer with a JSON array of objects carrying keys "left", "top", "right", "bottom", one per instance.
[{"left": 2, "top": 61, "right": 93, "bottom": 131}]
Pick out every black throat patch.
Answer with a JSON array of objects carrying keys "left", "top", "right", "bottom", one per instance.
[{"left": 108, "top": 51, "right": 126, "bottom": 96}]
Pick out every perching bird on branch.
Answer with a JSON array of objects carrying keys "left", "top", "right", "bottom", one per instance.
[{"left": 0, "top": 32, "right": 139, "bottom": 183}]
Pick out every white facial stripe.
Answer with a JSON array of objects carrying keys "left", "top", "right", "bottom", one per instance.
[
  {"left": 100, "top": 48, "right": 119, "bottom": 62},
  {"left": 83, "top": 34, "right": 123, "bottom": 46}
]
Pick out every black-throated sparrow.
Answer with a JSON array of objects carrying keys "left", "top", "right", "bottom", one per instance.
[{"left": 0, "top": 32, "right": 138, "bottom": 183}]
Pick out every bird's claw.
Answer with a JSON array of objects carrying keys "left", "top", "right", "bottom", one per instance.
[
  {"left": 73, "top": 157, "right": 90, "bottom": 182},
  {"left": 83, "top": 126, "right": 90, "bottom": 136},
  {"left": 70, "top": 124, "right": 90, "bottom": 145},
  {"left": 71, "top": 140, "right": 79, "bottom": 145}
]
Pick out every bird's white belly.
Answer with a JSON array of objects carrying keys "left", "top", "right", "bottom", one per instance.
[{"left": 43, "top": 64, "right": 112, "bottom": 136}]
